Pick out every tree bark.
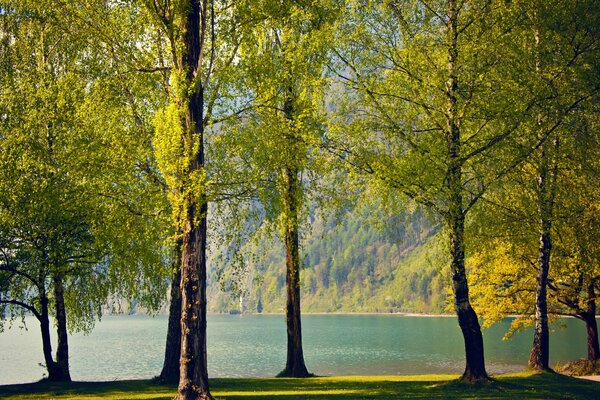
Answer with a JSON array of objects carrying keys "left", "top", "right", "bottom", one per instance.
[
  {"left": 445, "top": 0, "right": 488, "bottom": 382},
  {"left": 529, "top": 227, "right": 551, "bottom": 370},
  {"left": 51, "top": 272, "right": 71, "bottom": 382},
  {"left": 158, "top": 243, "right": 182, "bottom": 383},
  {"left": 276, "top": 33, "right": 310, "bottom": 375},
  {"left": 447, "top": 210, "right": 488, "bottom": 382},
  {"left": 529, "top": 138, "right": 558, "bottom": 371},
  {"left": 178, "top": 207, "right": 210, "bottom": 400},
  {"left": 583, "top": 280, "right": 599, "bottom": 361},
  {"left": 278, "top": 166, "right": 310, "bottom": 378},
  {"left": 39, "top": 293, "right": 59, "bottom": 381},
  {"left": 582, "top": 312, "right": 599, "bottom": 362},
  {"left": 175, "top": 1, "right": 212, "bottom": 399}
]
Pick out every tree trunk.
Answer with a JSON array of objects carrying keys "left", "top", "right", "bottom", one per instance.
[
  {"left": 278, "top": 166, "right": 310, "bottom": 378},
  {"left": 529, "top": 228, "right": 551, "bottom": 370},
  {"left": 158, "top": 243, "right": 182, "bottom": 383},
  {"left": 39, "top": 293, "right": 59, "bottom": 381},
  {"left": 529, "top": 138, "right": 558, "bottom": 371},
  {"left": 583, "top": 280, "right": 599, "bottom": 361},
  {"left": 445, "top": 0, "right": 488, "bottom": 382},
  {"left": 178, "top": 208, "right": 210, "bottom": 400},
  {"left": 175, "top": 1, "right": 212, "bottom": 399},
  {"left": 51, "top": 273, "right": 71, "bottom": 382},
  {"left": 447, "top": 208, "right": 487, "bottom": 381},
  {"left": 582, "top": 312, "right": 599, "bottom": 362}
]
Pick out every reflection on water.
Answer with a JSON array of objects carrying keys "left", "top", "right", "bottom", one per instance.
[{"left": 0, "top": 314, "right": 588, "bottom": 384}]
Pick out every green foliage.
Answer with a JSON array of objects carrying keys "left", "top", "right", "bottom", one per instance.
[
  {"left": 469, "top": 114, "right": 600, "bottom": 334},
  {"left": 467, "top": 0, "right": 600, "bottom": 334},
  {"left": 205, "top": 0, "right": 350, "bottom": 304},
  {"left": 0, "top": 0, "right": 169, "bottom": 334},
  {"left": 329, "top": 0, "right": 533, "bottom": 215}
]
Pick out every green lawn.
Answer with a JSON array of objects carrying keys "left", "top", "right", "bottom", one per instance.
[{"left": 1, "top": 372, "right": 598, "bottom": 399}]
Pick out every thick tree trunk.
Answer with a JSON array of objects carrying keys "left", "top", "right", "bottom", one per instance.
[
  {"left": 175, "top": 1, "right": 212, "bottom": 399},
  {"left": 529, "top": 139, "right": 558, "bottom": 371},
  {"left": 39, "top": 293, "right": 59, "bottom": 381},
  {"left": 278, "top": 166, "right": 310, "bottom": 378},
  {"left": 51, "top": 273, "right": 71, "bottom": 382},
  {"left": 158, "top": 243, "right": 182, "bottom": 383},
  {"left": 583, "top": 281, "right": 599, "bottom": 361},
  {"left": 582, "top": 312, "right": 599, "bottom": 361},
  {"left": 177, "top": 208, "right": 210, "bottom": 400},
  {"left": 445, "top": 0, "right": 487, "bottom": 382}
]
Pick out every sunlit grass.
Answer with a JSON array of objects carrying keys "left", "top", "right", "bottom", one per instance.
[{"left": 1, "top": 371, "right": 598, "bottom": 399}]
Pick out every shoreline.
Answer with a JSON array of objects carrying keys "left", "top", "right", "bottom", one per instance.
[
  {"left": 205, "top": 311, "right": 456, "bottom": 317},
  {"left": 100, "top": 311, "right": 586, "bottom": 319}
]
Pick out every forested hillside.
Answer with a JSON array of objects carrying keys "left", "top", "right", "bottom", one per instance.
[{"left": 208, "top": 206, "right": 450, "bottom": 314}]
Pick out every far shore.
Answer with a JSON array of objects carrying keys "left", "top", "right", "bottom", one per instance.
[
  {"left": 102, "top": 310, "right": 587, "bottom": 319},
  {"left": 212, "top": 311, "right": 580, "bottom": 318},
  {"left": 292, "top": 311, "right": 456, "bottom": 317}
]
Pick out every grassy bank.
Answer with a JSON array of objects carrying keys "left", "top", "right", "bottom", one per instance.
[{"left": 1, "top": 372, "right": 598, "bottom": 399}]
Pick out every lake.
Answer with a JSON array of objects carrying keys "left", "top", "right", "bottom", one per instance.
[{"left": 0, "top": 314, "right": 589, "bottom": 385}]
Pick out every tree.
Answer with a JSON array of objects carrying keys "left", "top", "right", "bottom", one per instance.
[
  {"left": 468, "top": 0, "right": 600, "bottom": 371},
  {"left": 0, "top": 0, "right": 167, "bottom": 382},
  {"left": 328, "top": 0, "right": 549, "bottom": 381},
  {"left": 146, "top": 0, "right": 243, "bottom": 397},
  {"left": 523, "top": 0, "right": 600, "bottom": 371},
  {"left": 222, "top": 0, "right": 341, "bottom": 377},
  {"left": 330, "top": 0, "right": 600, "bottom": 379},
  {"left": 151, "top": 0, "right": 212, "bottom": 395},
  {"left": 550, "top": 140, "right": 600, "bottom": 361},
  {"left": 469, "top": 112, "right": 600, "bottom": 365}
]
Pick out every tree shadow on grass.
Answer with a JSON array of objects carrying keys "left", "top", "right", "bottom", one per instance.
[
  {"left": 0, "top": 379, "right": 174, "bottom": 399},
  {"left": 0, "top": 373, "right": 599, "bottom": 399}
]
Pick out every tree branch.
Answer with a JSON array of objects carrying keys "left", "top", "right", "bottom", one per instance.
[{"left": 0, "top": 299, "right": 41, "bottom": 320}]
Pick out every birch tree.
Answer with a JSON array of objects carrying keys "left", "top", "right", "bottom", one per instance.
[
  {"left": 222, "top": 0, "right": 340, "bottom": 377},
  {"left": 0, "top": 0, "right": 167, "bottom": 381},
  {"left": 330, "top": 0, "right": 535, "bottom": 381}
]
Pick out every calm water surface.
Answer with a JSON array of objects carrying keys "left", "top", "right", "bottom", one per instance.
[{"left": 0, "top": 314, "right": 588, "bottom": 384}]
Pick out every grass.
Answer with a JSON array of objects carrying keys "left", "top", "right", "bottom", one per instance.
[{"left": 1, "top": 372, "right": 599, "bottom": 399}]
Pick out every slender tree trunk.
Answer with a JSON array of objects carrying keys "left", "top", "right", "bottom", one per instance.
[
  {"left": 445, "top": 0, "right": 487, "bottom": 382},
  {"left": 278, "top": 166, "right": 310, "bottom": 378},
  {"left": 527, "top": 3, "right": 556, "bottom": 371},
  {"left": 529, "top": 138, "right": 558, "bottom": 371},
  {"left": 39, "top": 293, "right": 59, "bottom": 381},
  {"left": 38, "top": 252, "right": 59, "bottom": 380},
  {"left": 447, "top": 211, "right": 488, "bottom": 382},
  {"left": 277, "top": 33, "right": 310, "bottom": 375},
  {"left": 529, "top": 228, "right": 551, "bottom": 370},
  {"left": 51, "top": 272, "right": 71, "bottom": 382},
  {"left": 583, "top": 280, "right": 599, "bottom": 361},
  {"left": 175, "top": 1, "right": 212, "bottom": 399},
  {"left": 158, "top": 243, "right": 182, "bottom": 383}
]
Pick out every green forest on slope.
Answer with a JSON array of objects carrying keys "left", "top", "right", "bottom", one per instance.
[{"left": 208, "top": 206, "right": 450, "bottom": 314}]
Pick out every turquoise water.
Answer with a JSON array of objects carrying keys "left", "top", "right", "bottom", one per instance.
[{"left": 0, "top": 314, "right": 588, "bottom": 384}]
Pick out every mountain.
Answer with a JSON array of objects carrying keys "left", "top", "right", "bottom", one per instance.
[{"left": 207, "top": 205, "right": 451, "bottom": 314}]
